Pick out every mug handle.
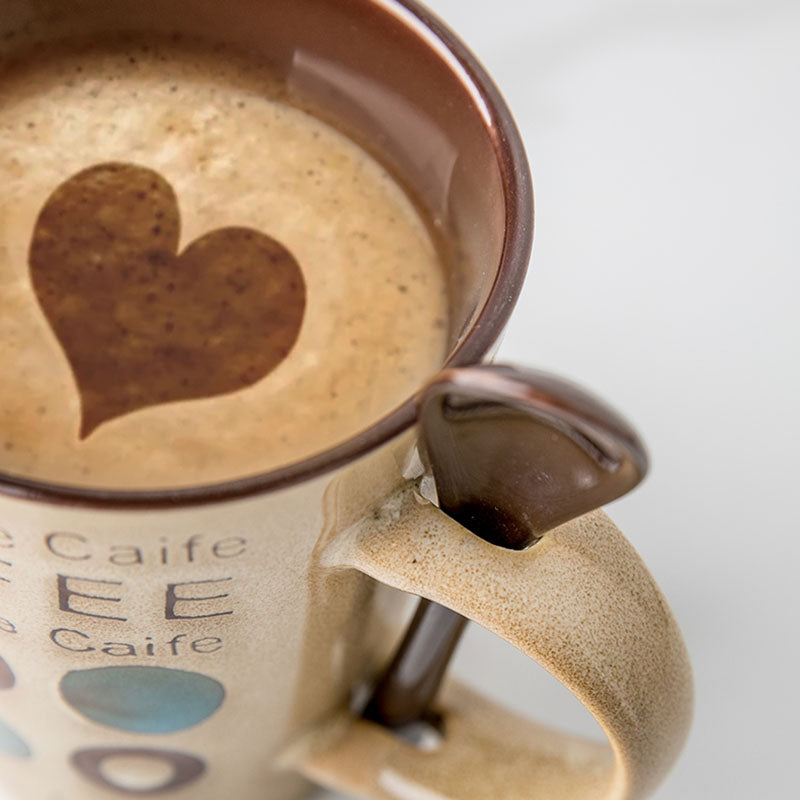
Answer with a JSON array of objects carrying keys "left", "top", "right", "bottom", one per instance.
[{"left": 294, "top": 483, "right": 693, "bottom": 800}]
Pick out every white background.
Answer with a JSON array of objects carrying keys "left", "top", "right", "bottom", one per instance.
[{"left": 317, "top": 0, "right": 800, "bottom": 798}]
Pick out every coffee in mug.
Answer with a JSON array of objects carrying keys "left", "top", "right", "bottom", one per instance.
[{"left": 0, "top": 34, "right": 450, "bottom": 489}]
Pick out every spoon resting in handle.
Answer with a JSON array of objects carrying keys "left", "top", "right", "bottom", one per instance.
[{"left": 363, "top": 365, "right": 649, "bottom": 728}]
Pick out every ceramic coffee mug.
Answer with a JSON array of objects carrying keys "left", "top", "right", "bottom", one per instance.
[{"left": 0, "top": 1, "right": 692, "bottom": 798}]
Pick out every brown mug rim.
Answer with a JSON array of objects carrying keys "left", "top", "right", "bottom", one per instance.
[{"left": 0, "top": 0, "right": 533, "bottom": 509}]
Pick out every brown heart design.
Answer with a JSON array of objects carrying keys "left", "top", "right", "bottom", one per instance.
[{"left": 29, "top": 162, "right": 306, "bottom": 439}]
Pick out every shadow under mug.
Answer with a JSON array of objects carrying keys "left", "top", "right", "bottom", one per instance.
[{"left": 0, "top": 1, "right": 692, "bottom": 799}]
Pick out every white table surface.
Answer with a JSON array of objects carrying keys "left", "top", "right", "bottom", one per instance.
[{"left": 314, "top": 0, "right": 800, "bottom": 799}]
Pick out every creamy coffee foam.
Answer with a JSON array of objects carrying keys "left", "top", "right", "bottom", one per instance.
[{"left": 0, "top": 36, "right": 449, "bottom": 489}]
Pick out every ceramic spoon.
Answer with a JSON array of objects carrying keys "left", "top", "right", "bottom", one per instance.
[{"left": 363, "top": 364, "right": 649, "bottom": 728}]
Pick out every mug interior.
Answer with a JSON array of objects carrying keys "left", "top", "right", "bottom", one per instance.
[{"left": 0, "top": 0, "right": 532, "bottom": 505}]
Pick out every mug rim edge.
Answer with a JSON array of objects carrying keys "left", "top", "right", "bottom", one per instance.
[{"left": 0, "top": 0, "right": 534, "bottom": 509}]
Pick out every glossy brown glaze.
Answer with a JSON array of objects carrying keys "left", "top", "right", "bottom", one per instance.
[
  {"left": 420, "top": 365, "right": 648, "bottom": 548},
  {"left": 363, "top": 601, "right": 466, "bottom": 728},
  {"left": 364, "top": 365, "right": 648, "bottom": 727}
]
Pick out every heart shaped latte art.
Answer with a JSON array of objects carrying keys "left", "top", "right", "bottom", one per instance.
[{"left": 29, "top": 163, "right": 306, "bottom": 438}]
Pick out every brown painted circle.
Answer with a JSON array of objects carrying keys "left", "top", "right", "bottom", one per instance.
[
  {"left": 71, "top": 748, "right": 206, "bottom": 794},
  {"left": 0, "top": 0, "right": 533, "bottom": 508}
]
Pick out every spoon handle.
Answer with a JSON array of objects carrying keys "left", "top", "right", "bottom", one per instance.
[
  {"left": 361, "top": 365, "right": 648, "bottom": 730},
  {"left": 362, "top": 599, "right": 466, "bottom": 727}
]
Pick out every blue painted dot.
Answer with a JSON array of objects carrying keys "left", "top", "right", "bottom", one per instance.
[
  {"left": 0, "top": 718, "right": 31, "bottom": 758},
  {"left": 60, "top": 666, "right": 225, "bottom": 734}
]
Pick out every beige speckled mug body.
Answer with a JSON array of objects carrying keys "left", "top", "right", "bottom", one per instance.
[
  {"left": 0, "top": 431, "right": 693, "bottom": 800},
  {"left": 0, "top": 438, "right": 419, "bottom": 798},
  {"left": 0, "top": 433, "right": 693, "bottom": 800}
]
